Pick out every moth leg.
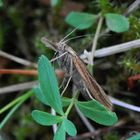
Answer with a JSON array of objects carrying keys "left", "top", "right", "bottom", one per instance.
[
  {"left": 58, "top": 54, "right": 69, "bottom": 83},
  {"left": 51, "top": 52, "right": 67, "bottom": 62},
  {"left": 61, "top": 76, "right": 72, "bottom": 96},
  {"left": 69, "top": 56, "right": 73, "bottom": 76},
  {"left": 59, "top": 75, "right": 68, "bottom": 89},
  {"left": 60, "top": 57, "right": 73, "bottom": 96},
  {"left": 85, "top": 87, "right": 94, "bottom": 100},
  {"left": 50, "top": 52, "right": 58, "bottom": 67}
]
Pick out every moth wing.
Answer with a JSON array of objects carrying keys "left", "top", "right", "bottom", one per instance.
[{"left": 72, "top": 53, "right": 112, "bottom": 110}]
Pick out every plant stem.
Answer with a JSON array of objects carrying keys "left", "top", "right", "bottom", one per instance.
[
  {"left": 90, "top": 16, "right": 103, "bottom": 64},
  {"left": 0, "top": 101, "right": 22, "bottom": 129},
  {"left": 65, "top": 92, "right": 79, "bottom": 116},
  {"left": 0, "top": 90, "right": 33, "bottom": 114}
]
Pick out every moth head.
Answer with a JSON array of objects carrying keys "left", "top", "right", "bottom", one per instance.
[
  {"left": 57, "top": 41, "right": 67, "bottom": 51},
  {"left": 41, "top": 37, "right": 58, "bottom": 51}
]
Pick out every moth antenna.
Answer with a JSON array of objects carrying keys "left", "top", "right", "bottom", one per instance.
[
  {"left": 59, "top": 27, "right": 78, "bottom": 44},
  {"left": 62, "top": 34, "right": 94, "bottom": 44}
]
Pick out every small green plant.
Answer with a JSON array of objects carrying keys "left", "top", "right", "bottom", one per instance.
[
  {"left": 32, "top": 55, "right": 118, "bottom": 140},
  {"left": 65, "top": 0, "right": 129, "bottom": 33},
  {"left": 0, "top": 91, "right": 33, "bottom": 129},
  {"left": 121, "top": 53, "right": 140, "bottom": 74},
  {"left": 51, "top": 0, "right": 61, "bottom": 7},
  {"left": 0, "top": 0, "right": 3, "bottom": 7}
]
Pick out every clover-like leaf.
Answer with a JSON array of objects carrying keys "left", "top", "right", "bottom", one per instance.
[
  {"left": 38, "top": 55, "right": 64, "bottom": 115},
  {"left": 61, "top": 97, "right": 72, "bottom": 107},
  {"left": 33, "top": 86, "right": 71, "bottom": 107},
  {"left": 76, "top": 100, "right": 118, "bottom": 126},
  {"left": 62, "top": 118, "right": 77, "bottom": 136},
  {"left": 105, "top": 13, "right": 129, "bottom": 33},
  {"left": 33, "top": 86, "right": 49, "bottom": 105},
  {"left": 53, "top": 118, "right": 77, "bottom": 140},
  {"left": 53, "top": 123, "right": 66, "bottom": 140},
  {"left": 32, "top": 110, "right": 63, "bottom": 126},
  {"left": 65, "top": 12, "right": 97, "bottom": 30}
]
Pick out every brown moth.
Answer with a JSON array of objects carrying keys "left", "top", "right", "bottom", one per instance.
[{"left": 41, "top": 37, "right": 112, "bottom": 111}]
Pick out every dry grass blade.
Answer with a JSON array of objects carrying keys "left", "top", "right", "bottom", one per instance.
[{"left": 0, "top": 81, "right": 38, "bottom": 94}]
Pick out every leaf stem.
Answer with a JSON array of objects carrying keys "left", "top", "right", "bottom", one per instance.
[
  {"left": 0, "top": 100, "right": 22, "bottom": 129},
  {"left": 0, "top": 90, "right": 33, "bottom": 114},
  {"left": 65, "top": 92, "right": 79, "bottom": 116},
  {"left": 90, "top": 16, "right": 103, "bottom": 64}
]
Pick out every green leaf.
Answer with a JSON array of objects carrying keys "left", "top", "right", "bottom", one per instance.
[
  {"left": 33, "top": 85, "right": 71, "bottom": 107},
  {"left": 62, "top": 119, "right": 77, "bottom": 136},
  {"left": 76, "top": 100, "right": 118, "bottom": 126},
  {"left": 53, "top": 118, "right": 76, "bottom": 140},
  {"left": 51, "top": 0, "right": 61, "bottom": 7},
  {"left": 38, "top": 55, "right": 64, "bottom": 115},
  {"left": 87, "top": 64, "right": 93, "bottom": 75},
  {"left": 127, "top": 133, "right": 140, "bottom": 140},
  {"left": 54, "top": 118, "right": 76, "bottom": 140},
  {"left": 61, "top": 97, "right": 72, "bottom": 107},
  {"left": 65, "top": 12, "right": 97, "bottom": 30},
  {"left": 99, "top": 0, "right": 111, "bottom": 12},
  {"left": 32, "top": 110, "right": 63, "bottom": 126},
  {"left": 0, "top": 0, "right": 3, "bottom": 7},
  {"left": 0, "top": 101, "right": 22, "bottom": 129},
  {"left": 53, "top": 123, "right": 66, "bottom": 140},
  {"left": 105, "top": 13, "right": 129, "bottom": 33},
  {"left": 33, "top": 86, "right": 49, "bottom": 105}
]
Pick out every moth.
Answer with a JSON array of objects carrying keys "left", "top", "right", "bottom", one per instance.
[{"left": 41, "top": 37, "right": 112, "bottom": 111}]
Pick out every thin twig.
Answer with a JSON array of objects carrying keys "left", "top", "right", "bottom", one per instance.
[
  {"left": 95, "top": 39, "right": 140, "bottom": 57},
  {"left": 110, "top": 96, "right": 140, "bottom": 113},
  {"left": 81, "top": 39, "right": 140, "bottom": 60},
  {"left": 75, "top": 106, "right": 95, "bottom": 132},
  {"left": 124, "top": 0, "right": 140, "bottom": 16},
  {"left": 0, "top": 81, "right": 38, "bottom": 94},
  {"left": 67, "top": 118, "right": 126, "bottom": 140},
  {"left": 0, "top": 68, "right": 64, "bottom": 79},
  {"left": 0, "top": 69, "right": 37, "bottom": 76},
  {"left": 0, "top": 50, "right": 37, "bottom": 68},
  {"left": 72, "top": 85, "right": 95, "bottom": 134}
]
